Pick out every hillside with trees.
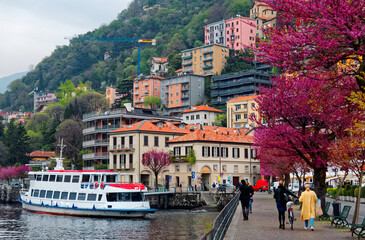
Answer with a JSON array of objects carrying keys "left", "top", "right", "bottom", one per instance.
[{"left": 0, "top": 0, "right": 254, "bottom": 112}]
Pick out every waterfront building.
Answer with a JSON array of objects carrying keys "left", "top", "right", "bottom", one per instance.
[
  {"left": 133, "top": 75, "right": 163, "bottom": 108},
  {"left": 204, "top": 17, "right": 256, "bottom": 51},
  {"left": 250, "top": 1, "right": 277, "bottom": 39},
  {"left": 160, "top": 74, "right": 205, "bottom": 115},
  {"left": 150, "top": 57, "right": 168, "bottom": 76},
  {"left": 180, "top": 105, "right": 223, "bottom": 126},
  {"left": 28, "top": 150, "right": 55, "bottom": 170},
  {"left": 181, "top": 44, "right": 229, "bottom": 76},
  {"left": 82, "top": 105, "right": 179, "bottom": 169},
  {"left": 226, "top": 95, "right": 260, "bottom": 129}
]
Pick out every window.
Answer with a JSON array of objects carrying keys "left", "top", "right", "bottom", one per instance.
[
  {"left": 87, "top": 194, "right": 97, "bottom": 201},
  {"left": 61, "top": 192, "right": 68, "bottom": 200},
  {"left": 175, "top": 165, "right": 180, "bottom": 172},
  {"left": 187, "top": 165, "right": 192, "bottom": 171},
  {"left": 251, "top": 103, "right": 255, "bottom": 109},
  {"left": 245, "top": 148, "right": 249, "bottom": 158},
  {"left": 245, "top": 166, "right": 249, "bottom": 173},
  {"left": 202, "top": 146, "right": 210, "bottom": 157},
  {"left": 56, "top": 175, "right": 63, "bottom": 182},
  {"left": 78, "top": 193, "right": 86, "bottom": 201},
  {"left": 204, "top": 114, "right": 207, "bottom": 119},
  {"left": 129, "top": 154, "right": 133, "bottom": 167},
  {"left": 42, "top": 175, "right": 49, "bottom": 181},
  {"left": 221, "top": 147, "right": 228, "bottom": 158},
  {"left": 235, "top": 105, "right": 241, "bottom": 111},
  {"left": 33, "top": 189, "right": 40, "bottom": 197},
  {"left": 196, "top": 115, "right": 200, "bottom": 120},
  {"left": 253, "top": 166, "right": 257, "bottom": 173},
  {"left": 144, "top": 136, "right": 148, "bottom": 146},
  {"left": 154, "top": 136, "right": 159, "bottom": 147},
  {"left": 69, "top": 192, "right": 77, "bottom": 200},
  {"left": 236, "top": 28, "right": 239, "bottom": 32},
  {"left": 170, "top": 101, "right": 173, "bottom": 105},
  {"left": 243, "top": 103, "right": 247, "bottom": 109},
  {"left": 174, "top": 147, "right": 181, "bottom": 156},
  {"left": 186, "top": 116, "right": 189, "bottom": 120},
  {"left": 98, "top": 194, "right": 103, "bottom": 201},
  {"left": 222, "top": 165, "right": 227, "bottom": 171},
  {"left": 213, "top": 165, "right": 218, "bottom": 170},
  {"left": 53, "top": 191, "right": 60, "bottom": 199},
  {"left": 82, "top": 174, "right": 90, "bottom": 182},
  {"left": 212, "top": 147, "right": 219, "bottom": 157},
  {"left": 46, "top": 190, "right": 53, "bottom": 199},
  {"left": 176, "top": 100, "right": 179, "bottom": 104},
  {"left": 170, "top": 93, "right": 173, "bottom": 97},
  {"left": 176, "top": 92, "right": 179, "bottom": 97},
  {"left": 36, "top": 175, "right": 42, "bottom": 181},
  {"left": 170, "top": 86, "right": 173, "bottom": 90},
  {"left": 250, "top": 29, "right": 253, "bottom": 33},
  {"left": 39, "top": 190, "right": 46, "bottom": 198},
  {"left": 185, "top": 146, "right": 192, "bottom": 155},
  {"left": 191, "top": 115, "right": 195, "bottom": 120},
  {"left": 251, "top": 149, "right": 256, "bottom": 158},
  {"left": 165, "top": 137, "right": 169, "bottom": 147},
  {"left": 244, "top": 114, "right": 248, "bottom": 119},
  {"left": 29, "top": 174, "right": 35, "bottom": 181},
  {"left": 233, "top": 148, "right": 240, "bottom": 158},
  {"left": 234, "top": 165, "right": 238, "bottom": 172},
  {"left": 235, "top": 114, "right": 241, "bottom": 121},
  {"left": 72, "top": 175, "right": 80, "bottom": 183},
  {"left": 49, "top": 175, "right": 56, "bottom": 182}
]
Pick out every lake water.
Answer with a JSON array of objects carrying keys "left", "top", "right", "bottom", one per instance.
[{"left": 0, "top": 204, "right": 217, "bottom": 240}]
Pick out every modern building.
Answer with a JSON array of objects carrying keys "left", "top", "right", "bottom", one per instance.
[
  {"left": 181, "top": 105, "right": 223, "bottom": 126},
  {"left": 160, "top": 75, "right": 205, "bottom": 115},
  {"left": 150, "top": 57, "right": 168, "bottom": 76},
  {"left": 34, "top": 91, "right": 57, "bottom": 112},
  {"left": 210, "top": 68, "right": 271, "bottom": 106},
  {"left": 204, "top": 16, "right": 256, "bottom": 51},
  {"left": 82, "top": 105, "right": 180, "bottom": 169},
  {"left": 250, "top": 1, "right": 277, "bottom": 39},
  {"left": 133, "top": 75, "right": 163, "bottom": 108},
  {"left": 181, "top": 44, "right": 229, "bottom": 76},
  {"left": 226, "top": 95, "right": 260, "bottom": 129},
  {"left": 167, "top": 128, "right": 260, "bottom": 189}
]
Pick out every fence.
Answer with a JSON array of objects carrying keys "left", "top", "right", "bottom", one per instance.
[{"left": 200, "top": 192, "right": 240, "bottom": 240}]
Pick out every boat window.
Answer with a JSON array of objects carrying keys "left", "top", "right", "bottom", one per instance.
[
  {"left": 69, "top": 192, "right": 77, "bottom": 200},
  {"left": 49, "top": 175, "right": 56, "bottom": 182},
  {"left": 61, "top": 192, "right": 68, "bottom": 200},
  {"left": 105, "top": 175, "right": 117, "bottom": 183},
  {"left": 93, "top": 175, "right": 100, "bottom": 182},
  {"left": 53, "top": 191, "right": 60, "bottom": 199},
  {"left": 36, "top": 175, "right": 42, "bottom": 181},
  {"left": 131, "top": 193, "right": 143, "bottom": 202},
  {"left": 72, "top": 175, "right": 80, "bottom": 183},
  {"left": 33, "top": 189, "right": 39, "bottom": 197},
  {"left": 87, "top": 194, "right": 97, "bottom": 201},
  {"left": 77, "top": 193, "right": 86, "bottom": 201},
  {"left": 56, "top": 175, "right": 63, "bottom": 182},
  {"left": 29, "top": 174, "right": 35, "bottom": 181},
  {"left": 39, "top": 190, "right": 46, "bottom": 198},
  {"left": 98, "top": 194, "right": 102, "bottom": 201},
  {"left": 64, "top": 175, "right": 71, "bottom": 182},
  {"left": 42, "top": 175, "right": 49, "bottom": 181},
  {"left": 31, "top": 189, "right": 34, "bottom": 196},
  {"left": 106, "top": 193, "right": 131, "bottom": 202},
  {"left": 106, "top": 193, "right": 117, "bottom": 202},
  {"left": 82, "top": 174, "right": 90, "bottom": 182},
  {"left": 46, "top": 190, "right": 53, "bottom": 199}
]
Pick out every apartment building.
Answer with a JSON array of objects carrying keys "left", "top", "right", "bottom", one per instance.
[
  {"left": 181, "top": 44, "right": 229, "bottom": 76},
  {"left": 82, "top": 105, "right": 179, "bottom": 169},
  {"left": 160, "top": 75, "right": 205, "bottom": 115},
  {"left": 227, "top": 95, "right": 260, "bottom": 129},
  {"left": 133, "top": 75, "right": 163, "bottom": 108},
  {"left": 205, "top": 16, "right": 256, "bottom": 51},
  {"left": 150, "top": 57, "right": 168, "bottom": 76},
  {"left": 181, "top": 105, "right": 222, "bottom": 126},
  {"left": 250, "top": 1, "right": 277, "bottom": 39}
]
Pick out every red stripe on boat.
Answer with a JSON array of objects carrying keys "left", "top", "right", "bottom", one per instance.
[{"left": 108, "top": 183, "right": 145, "bottom": 190}]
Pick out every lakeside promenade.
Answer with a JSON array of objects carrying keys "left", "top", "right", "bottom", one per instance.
[{"left": 225, "top": 192, "right": 353, "bottom": 239}]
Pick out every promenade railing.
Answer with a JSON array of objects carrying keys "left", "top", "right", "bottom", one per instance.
[{"left": 200, "top": 191, "right": 240, "bottom": 240}]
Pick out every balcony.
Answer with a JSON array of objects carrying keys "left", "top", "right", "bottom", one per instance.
[
  {"left": 83, "top": 140, "right": 96, "bottom": 147},
  {"left": 210, "top": 86, "right": 256, "bottom": 97},
  {"left": 203, "top": 65, "right": 213, "bottom": 70},
  {"left": 82, "top": 153, "right": 95, "bottom": 160},
  {"left": 134, "top": 91, "right": 139, "bottom": 95},
  {"left": 83, "top": 109, "right": 127, "bottom": 121},
  {"left": 183, "top": 60, "right": 192, "bottom": 65},
  {"left": 134, "top": 99, "right": 143, "bottom": 103},
  {"left": 235, "top": 107, "right": 248, "bottom": 113},
  {"left": 83, "top": 126, "right": 96, "bottom": 134},
  {"left": 181, "top": 94, "right": 189, "bottom": 100},
  {"left": 109, "top": 144, "right": 135, "bottom": 152},
  {"left": 202, "top": 48, "right": 213, "bottom": 54},
  {"left": 182, "top": 53, "right": 192, "bottom": 60},
  {"left": 203, "top": 56, "right": 213, "bottom": 61},
  {"left": 144, "top": 83, "right": 149, "bottom": 87},
  {"left": 135, "top": 85, "right": 139, "bottom": 89},
  {"left": 181, "top": 86, "right": 189, "bottom": 92}
]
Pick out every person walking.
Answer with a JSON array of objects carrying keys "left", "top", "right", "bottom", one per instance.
[
  {"left": 299, "top": 183, "right": 318, "bottom": 231},
  {"left": 248, "top": 182, "right": 254, "bottom": 213},
  {"left": 274, "top": 180, "right": 297, "bottom": 229},
  {"left": 239, "top": 180, "right": 254, "bottom": 220}
]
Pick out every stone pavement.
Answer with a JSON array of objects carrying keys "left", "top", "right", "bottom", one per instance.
[{"left": 224, "top": 192, "right": 353, "bottom": 239}]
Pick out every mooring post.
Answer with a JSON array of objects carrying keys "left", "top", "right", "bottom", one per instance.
[{"left": 164, "top": 194, "right": 168, "bottom": 209}]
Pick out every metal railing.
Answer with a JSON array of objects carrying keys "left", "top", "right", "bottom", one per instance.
[{"left": 200, "top": 192, "right": 240, "bottom": 240}]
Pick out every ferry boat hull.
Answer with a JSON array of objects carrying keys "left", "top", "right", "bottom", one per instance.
[{"left": 20, "top": 199, "right": 154, "bottom": 218}]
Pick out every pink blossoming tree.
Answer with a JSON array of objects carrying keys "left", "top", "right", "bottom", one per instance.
[{"left": 142, "top": 150, "right": 171, "bottom": 189}]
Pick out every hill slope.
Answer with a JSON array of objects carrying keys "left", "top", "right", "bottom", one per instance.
[{"left": 0, "top": 72, "right": 27, "bottom": 94}]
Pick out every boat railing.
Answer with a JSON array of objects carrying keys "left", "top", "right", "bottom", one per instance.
[{"left": 80, "top": 182, "right": 146, "bottom": 190}]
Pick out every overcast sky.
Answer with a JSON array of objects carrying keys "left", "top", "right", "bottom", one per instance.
[{"left": 0, "top": 0, "right": 132, "bottom": 78}]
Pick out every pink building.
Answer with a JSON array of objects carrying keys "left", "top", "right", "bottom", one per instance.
[
  {"left": 204, "top": 16, "right": 256, "bottom": 51},
  {"left": 106, "top": 87, "right": 128, "bottom": 108},
  {"left": 133, "top": 76, "right": 163, "bottom": 108}
]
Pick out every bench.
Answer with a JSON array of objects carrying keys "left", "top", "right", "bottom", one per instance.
[
  {"left": 330, "top": 205, "right": 351, "bottom": 228},
  {"left": 318, "top": 201, "right": 331, "bottom": 221},
  {"left": 348, "top": 217, "right": 365, "bottom": 238}
]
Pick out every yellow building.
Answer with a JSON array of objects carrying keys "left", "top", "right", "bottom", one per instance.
[
  {"left": 227, "top": 95, "right": 260, "bottom": 129},
  {"left": 181, "top": 44, "right": 229, "bottom": 76}
]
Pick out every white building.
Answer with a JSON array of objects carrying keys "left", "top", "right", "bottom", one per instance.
[
  {"left": 150, "top": 57, "right": 168, "bottom": 76},
  {"left": 181, "top": 105, "right": 223, "bottom": 126}
]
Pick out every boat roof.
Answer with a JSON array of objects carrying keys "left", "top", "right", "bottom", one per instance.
[{"left": 31, "top": 170, "right": 116, "bottom": 174}]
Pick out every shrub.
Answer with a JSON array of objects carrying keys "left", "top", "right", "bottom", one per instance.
[
  {"left": 361, "top": 187, "right": 365, "bottom": 198},
  {"left": 355, "top": 188, "right": 359, "bottom": 197},
  {"left": 94, "top": 164, "right": 108, "bottom": 170},
  {"left": 340, "top": 188, "right": 346, "bottom": 196}
]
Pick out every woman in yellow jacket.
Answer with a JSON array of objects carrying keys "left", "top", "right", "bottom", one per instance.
[{"left": 299, "top": 184, "right": 318, "bottom": 231}]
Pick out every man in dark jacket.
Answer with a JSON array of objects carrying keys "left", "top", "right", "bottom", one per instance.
[
  {"left": 274, "top": 180, "right": 297, "bottom": 229},
  {"left": 239, "top": 180, "right": 254, "bottom": 220}
]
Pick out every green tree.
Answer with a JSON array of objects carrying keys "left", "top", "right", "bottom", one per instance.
[
  {"left": 221, "top": 49, "right": 255, "bottom": 75},
  {"left": 167, "top": 51, "right": 182, "bottom": 76},
  {"left": 113, "top": 77, "right": 133, "bottom": 108},
  {"left": 214, "top": 114, "right": 227, "bottom": 127},
  {"left": 4, "top": 120, "right": 30, "bottom": 165},
  {"left": 143, "top": 96, "right": 161, "bottom": 109},
  {"left": 186, "top": 149, "right": 197, "bottom": 165},
  {"left": 227, "top": 0, "right": 252, "bottom": 17}
]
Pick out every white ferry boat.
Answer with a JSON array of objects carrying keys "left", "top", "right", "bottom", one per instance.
[{"left": 19, "top": 170, "right": 156, "bottom": 218}]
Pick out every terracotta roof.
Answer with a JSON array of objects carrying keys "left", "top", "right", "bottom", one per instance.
[
  {"left": 228, "top": 95, "right": 260, "bottom": 103},
  {"left": 255, "top": 2, "right": 269, "bottom": 6},
  {"left": 152, "top": 57, "right": 168, "bottom": 64},
  {"left": 29, "top": 150, "right": 55, "bottom": 158},
  {"left": 181, "top": 105, "right": 223, "bottom": 114},
  {"left": 167, "top": 129, "right": 253, "bottom": 144},
  {"left": 175, "top": 68, "right": 182, "bottom": 73},
  {"left": 111, "top": 120, "right": 193, "bottom": 134}
]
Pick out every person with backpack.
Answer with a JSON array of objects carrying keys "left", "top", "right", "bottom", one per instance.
[
  {"left": 239, "top": 179, "right": 254, "bottom": 220},
  {"left": 274, "top": 180, "right": 297, "bottom": 229}
]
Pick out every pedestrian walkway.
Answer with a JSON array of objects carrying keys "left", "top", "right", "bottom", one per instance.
[{"left": 224, "top": 192, "right": 352, "bottom": 239}]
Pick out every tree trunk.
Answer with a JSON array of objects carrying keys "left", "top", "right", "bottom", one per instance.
[
  {"left": 154, "top": 172, "right": 159, "bottom": 191},
  {"left": 313, "top": 167, "right": 327, "bottom": 209},
  {"left": 284, "top": 173, "right": 290, "bottom": 188},
  {"left": 335, "top": 171, "right": 348, "bottom": 201},
  {"left": 352, "top": 166, "right": 364, "bottom": 226},
  {"left": 295, "top": 171, "right": 302, "bottom": 197}
]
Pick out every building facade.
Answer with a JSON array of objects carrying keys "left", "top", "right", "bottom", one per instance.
[
  {"left": 226, "top": 95, "right": 260, "bottom": 129},
  {"left": 210, "top": 68, "right": 271, "bottom": 106},
  {"left": 250, "top": 1, "right": 277, "bottom": 39},
  {"left": 150, "top": 57, "right": 168, "bottom": 76},
  {"left": 133, "top": 75, "right": 163, "bottom": 108},
  {"left": 160, "top": 75, "right": 205, "bottom": 115},
  {"left": 181, "top": 44, "right": 229, "bottom": 76},
  {"left": 205, "top": 17, "right": 256, "bottom": 51},
  {"left": 34, "top": 91, "right": 57, "bottom": 112},
  {"left": 82, "top": 107, "right": 180, "bottom": 169},
  {"left": 181, "top": 105, "right": 223, "bottom": 126}
]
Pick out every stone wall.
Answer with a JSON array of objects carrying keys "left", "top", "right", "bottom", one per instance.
[{"left": 0, "top": 186, "right": 20, "bottom": 203}]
